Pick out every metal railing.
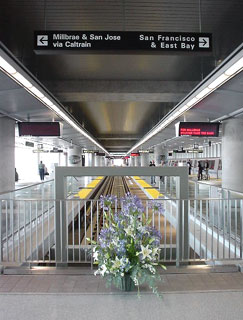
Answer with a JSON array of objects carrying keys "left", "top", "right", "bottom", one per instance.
[
  {"left": 1, "top": 197, "right": 243, "bottom": 266},
  {"left": 0, "top": 179, "right": 54, "bottom": 200}
]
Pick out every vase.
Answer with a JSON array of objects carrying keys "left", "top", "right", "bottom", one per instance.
[{"left": 120, "top": 274, "right": 135, "bottom": 292}]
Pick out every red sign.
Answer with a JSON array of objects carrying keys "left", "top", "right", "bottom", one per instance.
[
  {"left": 131, "top": 153, "right": 140, "bottom": 157},
  {"left": 179, "top": 122, "right": 219, "bottom": 137}
]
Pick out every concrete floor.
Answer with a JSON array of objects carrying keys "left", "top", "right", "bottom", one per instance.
[
  {"left": 1, "top": 271, "right": 243, "bottom": 319},
  {"left": 1, "top": 271, "right": 243, "bottom": 293},
  {"left": 0, "top": 286, "right": 243, "bottom": 320}
]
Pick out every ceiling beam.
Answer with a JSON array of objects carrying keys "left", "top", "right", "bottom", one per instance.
[{"left": 44, "top": 80, "right": 198, "bottom": 103}]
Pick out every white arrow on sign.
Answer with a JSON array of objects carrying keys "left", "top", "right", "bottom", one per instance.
[
  {"left": 37, "top": 35, "right": 48, "bottom": 46},
  {"left": 199, "top": 37, "right": 210, "bottom": 48}
]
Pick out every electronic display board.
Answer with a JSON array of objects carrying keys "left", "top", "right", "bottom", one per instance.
[
  {"left": 178, "top": 122, "right": 219, "bottom": 137},
  {"left": 18, "top": 122, "right": 61, "bottom": 136}
]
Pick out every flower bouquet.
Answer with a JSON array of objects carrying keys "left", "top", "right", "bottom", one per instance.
[{"left": 88, "top": 193, "right": 166, "bottom": 296}]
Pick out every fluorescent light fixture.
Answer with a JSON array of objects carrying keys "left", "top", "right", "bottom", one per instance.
[
  {"left": 174, "top": 111, "right": 181, "bottom": 117},
  {"left": 12, "top": 72, "right": 32, "bottom": 88},
  {"left": 0, "top": 52, "right": 110, "bottom": 155},
  {"left": 42, "top": 103, "right": 109, "bottom": 154},
  {"left": 42, "top": 96, "right": 54, "bottom": 106},
  {"left": 208, "top": 73, "right": 229, "bottom": 89},
  {"left": 49, "top": 104, "right": 60, "bottom": 113},
  {"left": 186, "top": 97, "right": 198, "bottom": 107},
  {"left": 179, "top": 105, "right": 189, "bottom": 112},
  {"left": 0, "top": 56, "right": 16, "bottom": 74},
  {"left": 168, "top": 115, "right": 175, "bottom": 122},
  {"left": 196, "top": 87, "right": 211, "bottom": 99},
  {"left": 224, "top": 57, "right": 243, "bottom": 76},
  {"left": 168, "top": 112, "right": 180, "bottom": 123},
  {"left": 28, "top": 86, "right": 44, "bottom": 98}
]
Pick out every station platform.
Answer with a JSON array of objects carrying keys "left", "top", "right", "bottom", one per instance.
[
  {"left": 1, "top": 268, "right": 243, "bottom": 320},
  {"left": 135, "top": 175, "right": 223, "bottom": 199},
  {"left": 4, "top": 174, "right": 228, "bottom": 201},
  {"left": 189, "top": 174, "right": 222, "bottom": 187}
]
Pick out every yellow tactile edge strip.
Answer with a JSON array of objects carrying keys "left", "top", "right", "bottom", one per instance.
[
  {"left": 74, "top": 176, "right": 104, "bottom": 199},
  {"left": 133, "top": 176, "right": 164, "bottom": 199}
]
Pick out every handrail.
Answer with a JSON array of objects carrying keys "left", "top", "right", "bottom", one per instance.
[
  {"left": 1, "top": 197, "right": 243, "bottom": 201},
  {"left": 0, "top": 179, "right": 54, "bottom": 196},
  {"left": 190, "top": 179, "right": 243, "bottom": 197},
  {"left": 1, "top": 196, "right": 243, "bottom": 265}
]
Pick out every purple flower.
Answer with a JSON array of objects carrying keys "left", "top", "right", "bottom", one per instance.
[
  {"left": 145, "top": 226, "right": 162, "bottom": 246},
  {"left": 148, "top": 200, "right": 164, "bottom": 215},
  {"left": 100, "top": 195, "right": 117, "bottom": 211},
  {"left": 120, "top": 193, "right": 144, "bottom": 214}
]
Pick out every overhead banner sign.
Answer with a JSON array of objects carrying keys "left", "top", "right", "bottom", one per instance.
[
  {"left": 83, "top": 149, "right": 99, "bottom": 154},
  {"left": 173, "top": 150, "right": 186, "bottom": 153},
  {"left": 25, "top": 141, "right": 34, "bottom": 148},
  {"left": 34, "top": 31, "right": 212, "bottom": 54},
  {"left": 139, "top": 150, "right": 150, "bottom": 153}
]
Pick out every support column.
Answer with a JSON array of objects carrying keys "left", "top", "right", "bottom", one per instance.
[
  {"left": 218, "top": 143, "right": 222, "bottom": 157},
  {"left": 222, "top": 119, "right": 243, "bottom": 192},
  {"left": 161, "top": 148, "right": 167, "bottom": 164},
  {"left": 65, "top": 152, "right": 68, "bottom": 166},
  {"left": 94, "top": 155, "right": 101, "bottom": 167},
  {"left": 134, "top": 156, "right": 140, "bottom": 167},
  {"left": 141, "top": 153, "right": 149, "bottom": 166},
  {"left": 67, "top": 146, "right": 82, "bottom": 166},
  {"left": 127, "top": 157, "right": 131, "bottom": 167},
  {"left": 85, "top": 153, "right": 95, "bottom": 166},
  {"left": 154, "top": 145, "right": 162, "bottom": 166},
  {"left": 100, "top": 157, "right": 105, "bottom": 166},
  {"left": 130, "top": 156, "right": 135, "bottom": 166},
  {"left": 0, "top": 117, "right": 15, "bottom": 193}
]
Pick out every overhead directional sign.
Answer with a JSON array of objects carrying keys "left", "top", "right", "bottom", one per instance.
[
  {"left": 199, "top": 37, "right": 210, "bottom": 48},
  {"left": 34, "top": 31, "right": 212, "bottom": 54},
  {"left": 37, "top": 35, "right": 48, "bottom": 46}
]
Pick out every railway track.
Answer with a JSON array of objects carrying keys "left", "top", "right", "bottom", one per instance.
[
  {"left": 67, "top": 175, "right": 176, "bottom": 261},
  {"left": 80, "top": 176, "right": 131, "bottom": 245},
  {"left": 68, "top": 176, "right": 131, "bottom": 246}
]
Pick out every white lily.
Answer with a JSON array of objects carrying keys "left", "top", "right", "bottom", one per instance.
[
  {"left": 152, "top": 247, "right": 159, "bottom": 256},
  {"left": 100, "top": 265, "right": 107, "bottom": 276},
  {"left": 124, "top": 226, "right": 133, "bottom": 237},
  {"left": 140, "top": 244, "right": 152, "bottom": 260},
  {"left": 93, "top": 250, "right": 99, "bottom": 261},
  {"left": 112, "top": 257, "right": 122, "bottom": 269}
]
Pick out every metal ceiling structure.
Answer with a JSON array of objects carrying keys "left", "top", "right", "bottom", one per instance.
[{"left": 0, "top": 0, "right": 242, "bottom": 153}]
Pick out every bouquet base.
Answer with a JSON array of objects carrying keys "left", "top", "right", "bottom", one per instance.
[{"left": 120, "top": 274, "right": 135, "bottom": 292}]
